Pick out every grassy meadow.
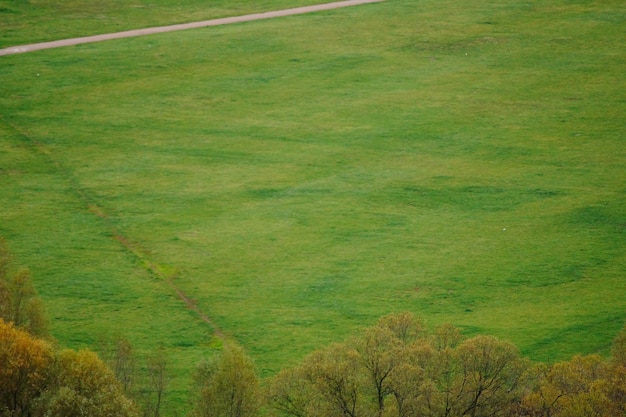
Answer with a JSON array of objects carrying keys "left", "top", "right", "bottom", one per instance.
[{"left": 1, "top": 0, "right": 625, "bottom": 413}]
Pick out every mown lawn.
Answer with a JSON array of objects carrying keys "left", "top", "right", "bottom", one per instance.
[{"left": 1, "top": 0, "right": 625, "bottom": 413}]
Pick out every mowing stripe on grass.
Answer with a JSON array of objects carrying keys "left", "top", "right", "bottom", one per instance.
[{"left": 0, "top": 0, "right": 383, "bottom": 56}]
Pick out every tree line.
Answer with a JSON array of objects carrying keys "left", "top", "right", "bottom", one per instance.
[
  {"left": 262, "top": 313, "right": 626, "bottom": 417},
  {"left": 1, "top": 241, "right": 625, "bottom": 416}
]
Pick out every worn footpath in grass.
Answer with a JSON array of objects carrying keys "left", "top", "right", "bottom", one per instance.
[{"left": 1, "top": 0, "right": 625, "bottom": 412}]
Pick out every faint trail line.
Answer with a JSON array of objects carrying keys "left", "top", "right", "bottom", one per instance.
[
  {"left": 0, "top": 116, "right": 227, "bottom": 340},
  {"left": 0, "top": 0, "right": 383, "bottom": 56},
  {"left": 111, "top": 233, "right": 227, "bottom": 340},
  {"left": 166, "top": 282, "right": 226, "bottom": 339}
]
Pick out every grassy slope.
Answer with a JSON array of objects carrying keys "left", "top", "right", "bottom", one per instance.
[{"left": 1, "top": 0, "right": 625, "bottom": 412}]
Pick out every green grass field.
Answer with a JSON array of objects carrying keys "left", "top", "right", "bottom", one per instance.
[
  {"left": 1, "top": 0, "right": 625, "bottom": 414},
  {"left": 0, "top": 0, "right": 324, "bottom": 48}
]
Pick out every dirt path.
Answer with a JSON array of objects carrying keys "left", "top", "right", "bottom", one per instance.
[{"left": 0, "top": 0, "right": 383, "bottom": 56}]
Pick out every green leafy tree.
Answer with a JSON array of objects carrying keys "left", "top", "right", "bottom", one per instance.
[
  {"left": 269, "top": 342, "right": 369, "bottom": 417},
  {"left": 451, "top": 335, "right": 527, "bottom": 417},
  {"left": 266, "top": 365, "right": 315, "bottom": 417},
  {"left": 39, "top": 349, "right": 139, "bottom": 417},
  {"left": 355, "top": 323, "right": 402, "bottom": 417},
  {"left": 303, "top": 342, "right": 365, "bottom": 417},
  {"left": 385, "top": 341, "right": 436, "bottom": 417},
  {"left": 98, "top": 333, "right": 137, "bottom": 395},
  {"left": 0, "top": 242, "right": 48, "bottom": 337},
  {"left": 375, "top": 312, "right": 424, "bottom": 344},
  {"left": 144, "top": 347, "right": 169, "bottom": 417},
  {"left": 431, "top": 323, "right": 463, "bottom": 352},
  {"left": 352, "top": 312, "right": 428, "bottom": 417},
  {"left": 191, "top": 343, "right": 260, "bottom": 417},
  {"left": 114, "top": 335, "right": 136, "bottom": 395}
]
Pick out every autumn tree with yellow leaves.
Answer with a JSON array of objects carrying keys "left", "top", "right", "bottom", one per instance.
[
  {"left": 0, "top": 319, "right": 52, "bottom": 416},
  {"left": 518, "top": 325, "right": 626, "bottom": 417},
  {"left": 0, "top": 319, "right": 139, "bottom": 417}
]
